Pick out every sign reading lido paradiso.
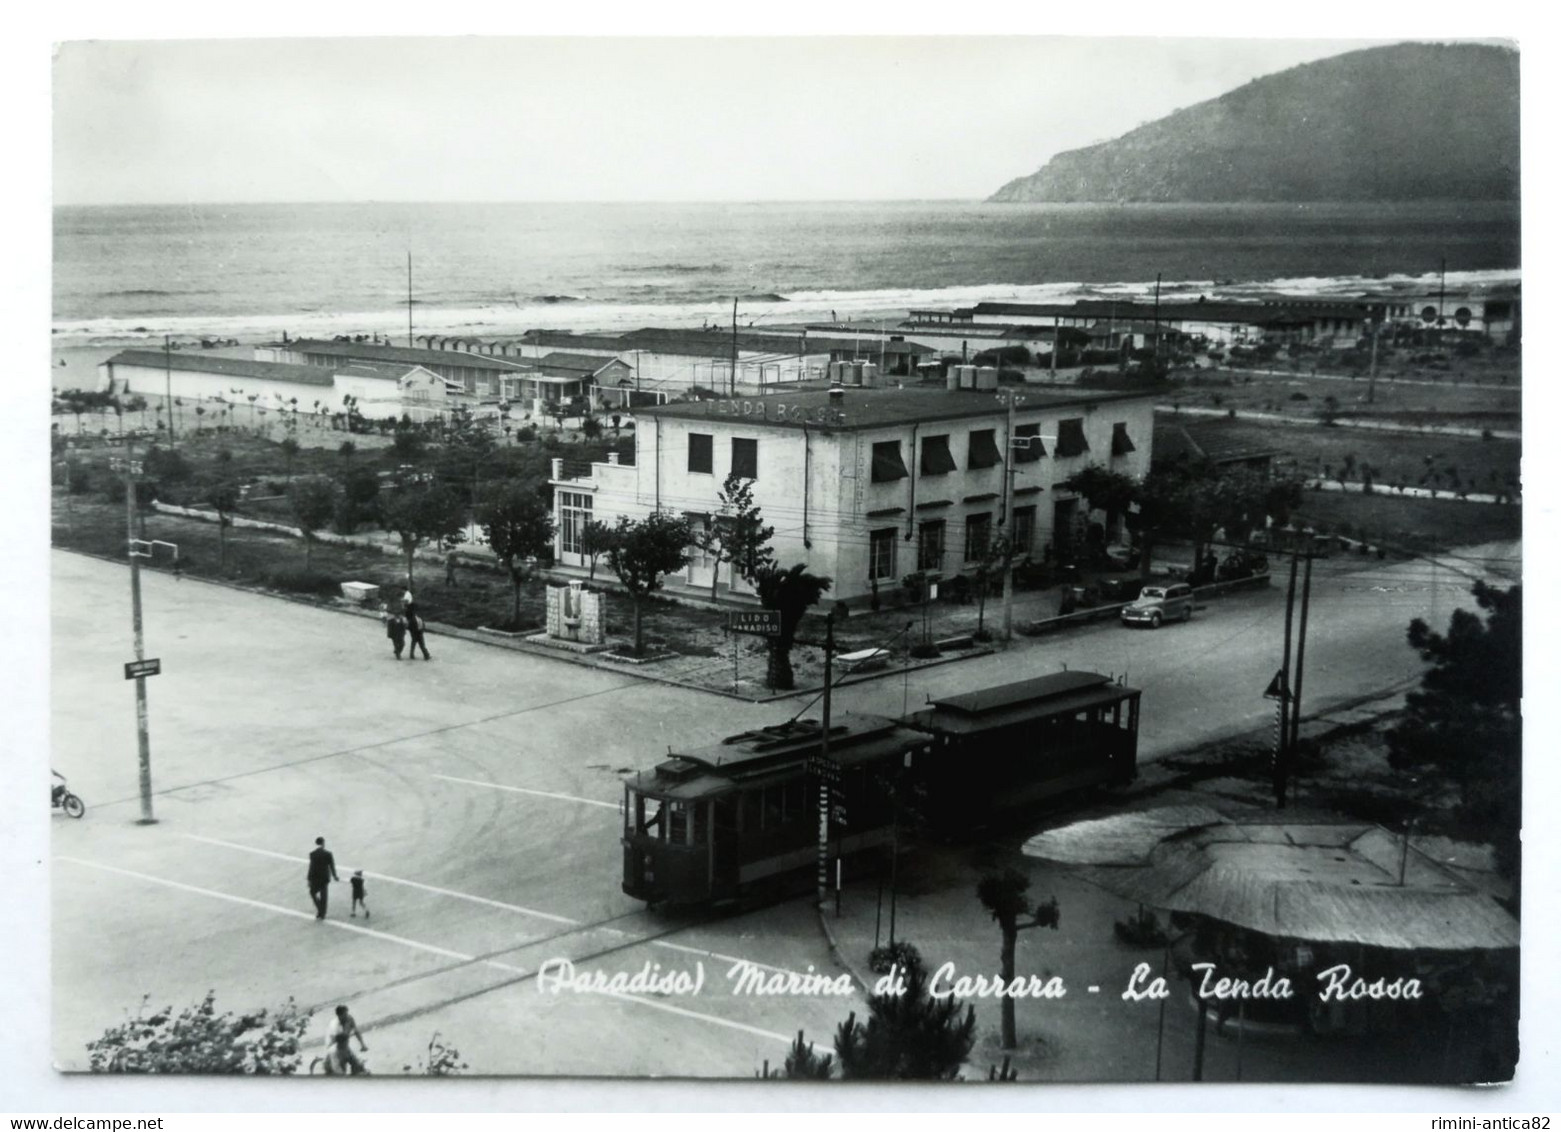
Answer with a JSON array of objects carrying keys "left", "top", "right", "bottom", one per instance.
[
  {"left": 124, "top": 658, "right": 161, "bottom": 680},
  {"left": 728, "top": 610, "right": 782, "bottom": 636}
]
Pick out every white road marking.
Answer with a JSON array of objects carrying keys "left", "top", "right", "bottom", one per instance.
[
  {"left": 57, "top": 855, "right": 792, "bottom": 1045},
  {"left": 431, "top": 773, "right": 621, "bottom": 811},
  {"left": 181, "top": 834, "right": 815, "bottom": 979},
  {"left": 179, "top": 834, "right": 580, "bottom": 925},
  {"left": 56, "top": 855, "right": 521, "bottom": 971}
]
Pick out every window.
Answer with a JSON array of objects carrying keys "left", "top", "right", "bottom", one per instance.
[
  {"left": 731, "top": 437, "right": 758, "bottom": 480},
  {"left": 1013, "top": 423, "right": 1045, "bottom": 463},
  {"left": 1111, "top": 422, "right": 1136, "bottom": 457},
  {"left": 688, "top": 432, "right": 713, "bottom": 474},
  {"left": 1056, "top": 418, "right": 1089, "bottom": 458},
  {"left": 869, "top": 528, "right": 897, "bottom": 580},
  {"left": 917, "top": 520, "right": 945, "bottom": 572},
  {"left": 920, "top": 434, "right": 956, "bottom": 475},
  {"left": 1011, "top": 506, "right": 1036, "bottom": 558},
  {"left": 964, "top": 512, "right": 992, "bottom": 562},
  {"left": 684, "top": 512, "right": 714, "bottom": 568},
  {"left": 967, "top": 429, "right": 1002, "bottom": 470},
  {"left": 871, "top": 441, "right": 910, "bottom": 482},
  {"left": 558, "top": 491, "right": 593, "bottom": 556}
]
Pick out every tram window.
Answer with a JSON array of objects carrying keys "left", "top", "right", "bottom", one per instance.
[
  {"left": 636, "top": 795, "right": 665, "bottom": 840},
  {"left": 669, "top": 802, "right": 689, "bottom": 845},
  {"left": 783, "top": 779, "right": 806, "bottom": 823},
  {"left": 741, "top": 789, "right": 761, "bottom": 832},
  {"left": 763, "top": 786, "right": 784, "bottom": 829}
]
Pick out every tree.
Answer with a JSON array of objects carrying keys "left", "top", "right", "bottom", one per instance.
[
  {"left": 86, "top": 991, "right": 312, "bottom": 1074},
  {"left": 833, "top": 943, "right": 975, "bottom": 1080},
  {"left": 754, "top": 563, "right": 832, "bottom": 691},
  {"left": 380, "top": 483, "right": 467, "bottom": 591},
  {"left": 605, "top": 511, "right": 691, "bottom": 656},
  {"left": 279, "top": 436, "right": 301, "bottom": 483},
  {"left": 694, "top": 471, "right": 775, "bottom": 600},
  {"left": 1387, "top": 583, "right": 1521, "bottom": 899},
  {"left": 757, "top": 1031, "right": 834, "bottom": 1080},
  {"left": 477, "top": 481, "right": 555, "bottom": 628},
  {"left": 579, "top": 519, "right": 615, "bottom": 581},
  {"left": 205, "top": 478, "right": 243, "bottom": 573},
  {"left": 334, "top": 465, "right": 381, "bottom": 534},
  {"left": 391, "top": 422, "right": 426, "bottom": 462},
  {"left": 288, "top": 477, "right": 338, "bottom": 570},
  {"left": 975, "top": 868, "right": 1060, "bottom": 1050}
]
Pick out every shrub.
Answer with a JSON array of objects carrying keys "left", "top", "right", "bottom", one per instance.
[{"left": 262, "top": 567, "right": 341, "bottom": 596}]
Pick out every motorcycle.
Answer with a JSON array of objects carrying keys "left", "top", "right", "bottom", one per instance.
[{"left": 52, "top": 780, "right": 85, "bottom": 819}]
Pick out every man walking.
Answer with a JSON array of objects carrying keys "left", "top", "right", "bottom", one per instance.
[
  {"left": 403, "top": 593, "right": 432, "bottom": 660},
  {"left": 307, "top": 836, "right": 338, "bottom": 920}
]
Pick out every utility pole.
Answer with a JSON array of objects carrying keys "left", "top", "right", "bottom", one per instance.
[
  {"left": 407, "top": 252, "right": 415, "bottom": 348},
  {"left": 731, "top": 297, "right": 739, "bottom": 397},
  {"left": 121, "top": 448, "right": 157, "bottom": 825},
  {"left": 1367, "top": 316, "right": 1381, "bottom": 404},
  {"left": 1000, "top": 388, "right": 1018, "bottom": 641},
  {"left": 1288, "top": 551, "right": 1314, "bottom": 759},
  {"left": 1273, "top": 551, "right": 1300, "bottom": 809},
  {"left": 163, "top": 335, "right": 175, "bottom": 445},
  {"left": 816, "top": 613, "right": 836, "bottom": 908},
  {"left": 1152, "top": 272, "right": 1162, "bottom": 366},
  {"left": 1051, "top": 316, "right": 1060, "bottom": 375}
]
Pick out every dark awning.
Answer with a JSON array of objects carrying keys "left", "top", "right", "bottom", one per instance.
[
  {"left": 921, "top": 434, "right": 957, "bottom": 475},
  {"left": 967, "top": 429, "right": 1002, "bottom": 470},
  {"left": 1056, "top": 418, "right": 1089, "bottom": 458},
  {"left": 871, "top": 442, "right": 910, "bottom": 482},
  {"left": 1013, "top": 423, "right": 1046, "bottom": 463},
  {"left": 866, "top": 506, "right": 905, "bottom": 518},
  {"left": 1111, "top": 422, "right": 1136, "bottom": 457}
]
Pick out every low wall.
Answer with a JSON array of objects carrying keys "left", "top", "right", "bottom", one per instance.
[{"left": 1017, "top": 572, "right": 1271, "bottom": 636}]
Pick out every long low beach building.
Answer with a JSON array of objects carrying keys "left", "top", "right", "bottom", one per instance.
[{"left": 98, "top": 350, "right": 453, "bottom": 423}]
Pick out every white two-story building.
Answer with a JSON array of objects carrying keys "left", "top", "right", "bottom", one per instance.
[{"left": 550, "top": 377, "right": 1155, "bottom": 603}]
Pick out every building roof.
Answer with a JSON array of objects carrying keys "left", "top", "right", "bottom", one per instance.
[
  {"left": 638, "top": 384, "right": 1155, "bottom": 433},
  {"left": 538, "top": 352, "right": 630, "bottom": 376},
  {"left": 336, "top": 362, "right": 423, "bottom": 382},
  {"left": 288, "top": 339, "right": 531, "bottom": 372},
  {"left": 103, "top": 350, "right": 337, "bottom": 387},
  {"left": 518, "top": 330, "right": 630, "bottom": 352}
]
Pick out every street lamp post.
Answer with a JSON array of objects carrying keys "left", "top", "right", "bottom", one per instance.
[
  {"left": 114, "top": 449, "right": 158, "bottom": 825},
  {"left": 999, "top": 389, "right": 1054, "bottom": 642}
]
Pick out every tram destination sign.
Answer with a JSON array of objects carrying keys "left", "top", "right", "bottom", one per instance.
[
  {"left": 728, "top": 610, "right": 782, "bottom": 637},
  {"left": 124, "top": 658, "right": 161, "bottom": 680}
]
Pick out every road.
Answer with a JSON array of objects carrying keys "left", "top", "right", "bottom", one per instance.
[{"left": 49, "top": 540, "right": 1518, "bottom": 1076}]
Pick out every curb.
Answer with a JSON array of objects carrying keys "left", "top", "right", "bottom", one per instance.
[{"left": 816, "top": 902, "right": 873, "bottom": 995}]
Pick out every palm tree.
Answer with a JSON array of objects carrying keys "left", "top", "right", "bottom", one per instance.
[{"left": 755, "top": 563, "right": 832, "bottom": 691}]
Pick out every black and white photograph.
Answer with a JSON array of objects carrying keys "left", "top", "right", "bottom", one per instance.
[{"left": 9, "top": 7, "right": 1554, "bottom": 1114}]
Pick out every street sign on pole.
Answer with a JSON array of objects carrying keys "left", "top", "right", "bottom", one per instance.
[
  {"left": 729, "top": 610, "right": 782, "bottom": 637},
  {"left": 124, "top": 658, "right": 161, "bottom": 680},
  {"left": 1263, "top": 670, "right": 1288, "bottom": 699}
]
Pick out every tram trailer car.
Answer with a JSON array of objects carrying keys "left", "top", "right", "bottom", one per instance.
[
  {"left": 903, "top": 670, "right": 1141, "bottom": 833},
  {"left": 622, "top": 714, "right": 920, "bottom": 906}
]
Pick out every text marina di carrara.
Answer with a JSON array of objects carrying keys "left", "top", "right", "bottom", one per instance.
[{"left": 534, "top": 958, "right": 1425, "bottom": 1003}]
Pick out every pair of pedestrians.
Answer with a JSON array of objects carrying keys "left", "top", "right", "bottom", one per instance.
[
  {"left": 382, "top": 590, "right": 431, "bottom": 661},
  {"left": 307, "top": 837, "right": 369, "bottom": 920}
]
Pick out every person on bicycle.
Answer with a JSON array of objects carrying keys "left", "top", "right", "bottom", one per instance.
[{"left": 324, "top": 1004, "right": 368, "bottom": 1075}]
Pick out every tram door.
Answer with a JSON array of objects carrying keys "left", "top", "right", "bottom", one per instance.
[{"left": 712, "top": 794, "right": 741, "bottom": 898}]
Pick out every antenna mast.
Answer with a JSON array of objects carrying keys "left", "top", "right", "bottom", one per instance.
[{"left": 407, "top": 252, "right": 414, "bottom": 348}]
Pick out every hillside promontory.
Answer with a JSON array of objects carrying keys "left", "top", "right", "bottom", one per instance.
[{"left": 989, "top": 43, "right": 1518, "bottom": 203}]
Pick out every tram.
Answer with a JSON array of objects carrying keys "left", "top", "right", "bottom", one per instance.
[{"left": 621, "top": 670, "right": 1141, "bottom": 906}]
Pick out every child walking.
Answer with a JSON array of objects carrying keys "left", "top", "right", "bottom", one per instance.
[
  {"left": 350, "top": 870, "right": 370, "bottom": 919},
  {"left": 384, "top": 611, "right": 406, "bottom": 660}
]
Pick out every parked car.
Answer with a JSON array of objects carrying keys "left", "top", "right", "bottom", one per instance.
[{"left": 1120, "top": 583, "right": 1194, "bottom": 629}]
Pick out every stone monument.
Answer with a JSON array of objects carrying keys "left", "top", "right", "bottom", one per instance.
[{"left": 537, "top": 580, "right": 608, "bottom": 651}]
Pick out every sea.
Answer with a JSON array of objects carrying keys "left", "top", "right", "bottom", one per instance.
[{"left": 52, "top": 199, "right": 1521, "bottom": 357}]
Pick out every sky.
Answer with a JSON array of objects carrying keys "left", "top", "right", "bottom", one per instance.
[{"left": 51, "top": 35, "right": 1411, "bottom": 205}]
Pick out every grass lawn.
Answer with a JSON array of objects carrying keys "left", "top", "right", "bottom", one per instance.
[
  {"left": 1292, "top": 489, "right": 1522, "bottom": 553},
  {"left": 1155, "top": 415, "right": 1521, "bottom": 499}
]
